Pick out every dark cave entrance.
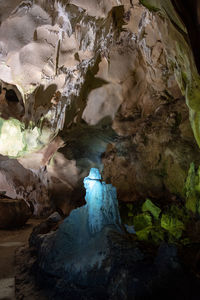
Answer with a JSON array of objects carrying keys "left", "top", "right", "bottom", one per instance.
[{"left": 0, "top": 85, "right": 25, "bottom": 120}]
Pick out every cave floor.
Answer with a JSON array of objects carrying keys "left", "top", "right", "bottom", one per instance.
[{"left": 0, "top": 219, "right": 43, "bottom": 300}]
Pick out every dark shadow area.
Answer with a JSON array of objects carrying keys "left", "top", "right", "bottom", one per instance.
[
  {"left": 60, "top": 116, "right": 117, "bottom": 170},
  {"left": 172, "top": 0, "right": 200, "bottom": 74},
  {"left": 4, "top": 88, "right": 19, "bottom": 102},
  {"left": 0, "top": 85, "right": 24, "bottom": 120}
]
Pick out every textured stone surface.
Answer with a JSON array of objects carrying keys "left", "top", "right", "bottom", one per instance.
[
  {"left": 0, "top": 155, "right": 50, "bottom": 215},
  {"left": 0, "top": 278, "right": 15, "bottom": 300},
  {"left": 0, "top": 198, "right": 32, "bottom": 229},
  {"left": 17, "top": 222, "right": 200, "bottom": 299},
  {"left": 0, "top": 0, "right": 199, "bottom": 211},
  {"left": 17, "top": 168, "right": 200, "bottom": 299},
  {"left": 0, "top": 1, "right": 199, "bottom": 298}
]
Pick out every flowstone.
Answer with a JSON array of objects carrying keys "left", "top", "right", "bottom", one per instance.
[
  {"left": 34, "top": 168, "right": 125, "bottom": 295},
  {"left": 24, "top": 169, "right": 198, "bottom": 299},
  {"left": 84, "top": 168, "right": 121, "bottom": 234}
]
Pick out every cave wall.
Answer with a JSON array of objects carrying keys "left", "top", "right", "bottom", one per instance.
[{"left": 0, "top": 0, "right": 200, "bottom": 213}]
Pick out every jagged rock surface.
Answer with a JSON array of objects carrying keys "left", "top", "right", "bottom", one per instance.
[
  {"left": 16, "top": 212, "right": 200, "bottom": 299},
  {"left": 0, "top": 155, "right": 50, "bottom": 215},
  {"left": 16, "top": 169, "right": 200, "bottom": 299},
  {"left": 0, "top": 0, "right": 199, "bottom": 212}
]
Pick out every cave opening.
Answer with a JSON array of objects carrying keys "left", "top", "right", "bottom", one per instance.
[
  {"left": 0, "top": 85, "right": 24, "bottom": 120},
  {"left": 4, "top": 88, "right": 19, "bottom": 103}
]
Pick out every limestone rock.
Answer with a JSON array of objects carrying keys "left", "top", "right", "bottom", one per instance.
[
  {"left": 0, "top": 198, "right": 32, "bottom": 229},
  {"left": 29, "top": 211, "right": 63, "bottom": 248},
  {"left": 0, "top": 155, "right": 50, "bottom": 216},
  {"left": 0, "top": 0, "right": 199, "bottom": 212},
  {"left": 21, "top": 216, "right": 199, "bottom": 299},
  {"left": 16, "top": 169, "right": 200, "bottom": 299}
]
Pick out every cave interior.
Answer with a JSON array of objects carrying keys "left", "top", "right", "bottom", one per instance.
[{"left": 1, "top": 0, "right": 200, "bottom": 299}]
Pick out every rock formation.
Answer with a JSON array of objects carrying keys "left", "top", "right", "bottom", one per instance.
[
  {"left": 16, "top": 169, "right": 200, "bottom": 299},
  {"left": 0, "top": 198, "right": 32, "bottom": 229},
  {"left": 0, "top": 0, "right": 199, "bottom": 213},
  {"left": 0, "top": 155, "right": 49, "bottom": 215},
  {"left": 0, "top": 0, "right": 199, "bottom": 298}
]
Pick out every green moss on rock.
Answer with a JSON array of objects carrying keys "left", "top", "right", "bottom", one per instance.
[
  {"left": 184, "top": 162, "right": 200, "bottom": 214},
  {"left": 133, "top": 212, "right": 153, "bottom": 241},
  {"left": 139, "top": 0, "right": 160, "bottom": 12},
  {"left": 161, "top": 213, "right": 184, "bottom": 239},
  {"left": 163, "top": 156, "right": 187, "bottom": 198},
  {"left": 142, "top": 198, "right": 161, "bottom": 220},
  {"left": 128, "top": 197, "right": 189, "bottom": 244},
  {"left": 127, "top": 203, "right": 134, "bottom": 217},
  {"left": 140, "top": 0, "right": 200, "bottom": 151},
  {"left": 133, "top": 212, "right": 152, "bottom": 231}
]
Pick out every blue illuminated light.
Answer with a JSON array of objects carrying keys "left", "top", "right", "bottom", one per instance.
[{"left": 84, "top": 168, "right": 121, "bottom": 234}]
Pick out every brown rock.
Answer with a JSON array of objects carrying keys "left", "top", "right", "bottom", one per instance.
[{"left": 0, "top": 198, "right": 32, "bottom": 229}]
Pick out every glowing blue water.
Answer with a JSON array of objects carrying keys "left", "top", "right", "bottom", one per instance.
[{"left": 84, "top": 168, "right": 121, "bottom": 234}]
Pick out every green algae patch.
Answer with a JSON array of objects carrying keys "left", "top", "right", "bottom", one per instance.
[
  {"left": 133, "top": 212, "right": 152, "bottom": 241},
  {"left": 140, "top": 0, "right": 186, "bottom": 32},
  {"left": 133, "top": 212, "right": 152, "bottom": 231},
  {"left": 184, "top": 162, "right": 200, "bottom": 214},
  {"left": 139, "top": 0, "right": 160, "bottom": 12},
  {"left": 161, "top": 213, "right": 184, "bottom": 239},
  {"left": 124, "top": 161, "right": 200, "bottom": 245},
  {"left": 142, "top": 199, "right": 161, "bottom": 220},
  {"left": 150, "top": 227, "right": 165, "bottom": 244},
  {"left": 133, "top": 210, "right": 165, "bottom": 243},
  {"left": 186, "top": 79, "right": 200, "bottom": 112},
  {"left": 140, "top": 0, "right": 200, "bottom": 151},
  {"left": 163, "top": 156, "right": 187, "bottom": 198},
  {"left": 127, "top": 203, "right": 134, "bottom": 217},
  {"left": 123, "top": 197, "right": 189, "bottom": 245}
]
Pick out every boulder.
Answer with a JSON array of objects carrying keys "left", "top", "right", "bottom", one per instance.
[
  {"left": 0, "top": 155, "right": 50, "bottom": 216},
  {"left": 25, "top": 213, "right": 199, "bottom": 300},
  {"left": 0, "top": 198, "right": 32, "bottom": 229},
  {"left": 29, "top": 211, "right": 63, "bottom": 248}
]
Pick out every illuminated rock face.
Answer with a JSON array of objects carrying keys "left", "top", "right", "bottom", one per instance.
[
  {"left": 28, "top": 169, "right": 191, "bottom": 299},
  {"left": 84, "top": 168, "right": 121, "bottom": 234},
  {"left": 0, "top": 0, "right": 123, "bottom": 157},
  {"left": 0, "top": 155, "right": 49, "bottom": 215},
  {"left": 0, "top": 0, "right": 200, "bottom": 214},
  {"left": 33, "top": 169, "right": 123, "bottom": 296}
]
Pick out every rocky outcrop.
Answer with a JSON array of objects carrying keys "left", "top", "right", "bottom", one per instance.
[
  {"left": 0, "top": 155, "right": 50, "bottom": 215},
  {"left": 29, "top": 211, "right": 63, "bottom": 247},
  {"left": 15, "top": 234, "right": 200, "bottom": 300},
  {"left": 57, "top": 0, "right": 200, "bottom": 203},
  {"left": 0, "top": 198, "right": 32, "bottom": 229},
  {"left": 15, "top": 169, "right": 200, "bottom": 299}
]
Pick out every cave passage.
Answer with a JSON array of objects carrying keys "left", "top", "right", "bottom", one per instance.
[{"left": 0, "top": 86, "right": 24, "bottom": 120}]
